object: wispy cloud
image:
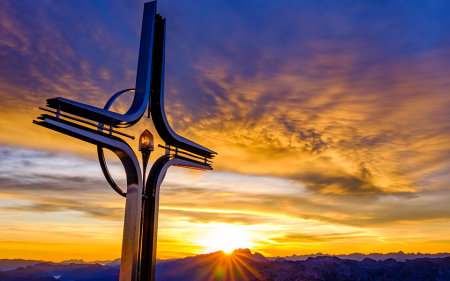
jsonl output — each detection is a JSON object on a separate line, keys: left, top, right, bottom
{"left": 1, "top": 146, "right": 450, "bottom": 259}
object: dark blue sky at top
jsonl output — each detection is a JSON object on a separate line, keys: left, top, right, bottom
{"left": 2, "top": 0, "right": 449, "bottom": 112}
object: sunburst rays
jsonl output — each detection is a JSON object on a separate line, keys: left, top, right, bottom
{"left": 158, "top": 249, "right": 267, "bottom": 281}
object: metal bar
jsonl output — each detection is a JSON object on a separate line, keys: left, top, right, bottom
{"left": 131, "top": 1, "right": 156, "bottom": 124}
{"left": 149, "top": 14, "right": 216, "bottom": 158}
{"left": 38, "top": 107, "right": 135, "bottom": 140}
{"left": 97, "top": 146, "right": 127, "bottom": 197}
{"left": 139, "top": 155, "right": 212, "bottom": 281}
{"left": 33, "top": 118, "right": 142, "bottom": 281}
{"left": 158, "top": 144, "right": 213, "bottom": 163}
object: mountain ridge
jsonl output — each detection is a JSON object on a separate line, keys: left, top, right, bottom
{"left": 1, "top": 249, "right": 449, "bottom": 281}
{"left": 2, "top": 249, "right": 450, "bottom": 271}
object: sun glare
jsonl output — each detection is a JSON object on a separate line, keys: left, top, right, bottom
{"left": 200, "top": 224, "right": 253, "bottom": 254}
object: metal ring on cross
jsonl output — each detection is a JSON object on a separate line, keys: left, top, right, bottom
{"left": 97, "top": 88, "right": 136, "bottom": 197}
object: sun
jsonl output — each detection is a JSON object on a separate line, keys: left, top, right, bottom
{"left": 200, "top": 223, "right": 253, "bottom": 254}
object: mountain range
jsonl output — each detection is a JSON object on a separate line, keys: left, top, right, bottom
{"left": 1, "top": 249, "right": 449, "bottom": 280}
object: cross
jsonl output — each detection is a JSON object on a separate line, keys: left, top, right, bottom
{"left": 33, "top": 1, "right": 217, "bottom": 281}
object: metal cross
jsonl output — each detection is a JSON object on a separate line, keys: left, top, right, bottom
{"left": 33, "top": 2, "right": 216, "bottom": 281}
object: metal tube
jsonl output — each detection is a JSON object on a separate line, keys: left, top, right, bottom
{"left": 158, "top": 144, "right": 213, "bottom": 163}
{"left": 139, "top": 155, "right": 212, "bottom": 281}
{"left": 38, "top": 107, "right": 135, "bottom": 139}
{"left": 33, "top": 118, "right": 143, "bottom": 281}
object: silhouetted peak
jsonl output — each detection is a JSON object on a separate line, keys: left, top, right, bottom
{"left": 180, "top": 250, "right": 227, "bottom": 262}
{"left": 306, "top": 256, "right": 341, "bottom": 263}
{"left": 252, "top": 252, "right": 267, "bottom": 261}
{"left": 207, "top": 250, "right": 228, "bottom": 258}
{"left": 60, "top": 259, "right": 86, "bottom": 264}
{"left": 232, "top": 248, "right": 252, "bottom": 256}
{"left": 5, "top": 265, "right": 55, "bottom": 280}
{"left": 107, "top": 258, "right": 121, "bottom": 266}
{"left": 231, "top": 248, "right": 267, "bottom": 262}
{"left": 383, "top": 258, "right": 397, "bottom": 263}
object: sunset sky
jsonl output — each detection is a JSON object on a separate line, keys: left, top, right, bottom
{"left": 0, "top": 0, "right": 449, "bottom": 262}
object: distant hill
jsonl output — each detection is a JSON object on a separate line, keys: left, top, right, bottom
{"left": 0, "top": 263, "right": 120, "bottom": 281}
{"left": 0, "top": 258, "right": 121, "bottom": 272}
{"left": 0, "top": 265, "right": 56, "bottom": 281}
{"left": 269, "top": 251, "right": 450, "bottom": 262}
{"left": 1, "top": 249, "right": 449, "bottom": 280}
{"left": 0, "top": 259, "right": 48, "bottom": 271}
